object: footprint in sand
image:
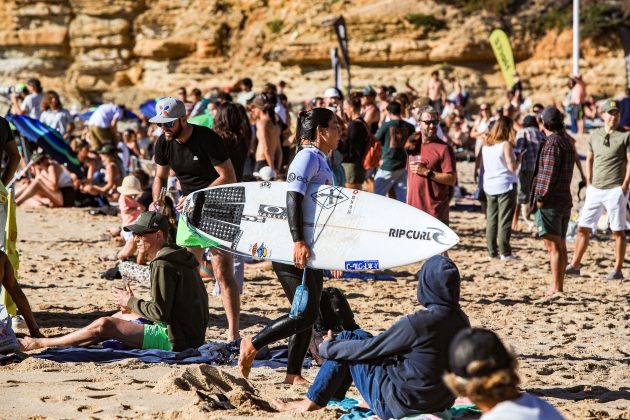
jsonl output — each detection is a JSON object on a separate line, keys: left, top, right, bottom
{"left": 76, "top": 405, "right": 103, "bottom": 413}
{"left": 41, "top": 395, "right": 71, "bottom": 403}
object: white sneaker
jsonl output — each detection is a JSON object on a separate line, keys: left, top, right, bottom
{"left": 11, "top": 315, "right": 27, "bottom": 330}
{"left": 500, "top": 254, "right": 520, "bottom": 261}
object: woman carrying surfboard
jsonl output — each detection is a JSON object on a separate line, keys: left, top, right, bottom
{"left": 239, "top": 107, "right": 341, "bottom": 385}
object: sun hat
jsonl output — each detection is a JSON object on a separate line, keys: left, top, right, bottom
{"left": 601, "top": 98, "right": 619, "bottom": 114}
{"left": 117, "top": 175, "right": 143, "bottom": 195}
{"left": 252, "top": 95, "right": 266, "bottom": 109}
{"left": 324, "top": 88, "right": 341, "bottom": 99}
{"left": 123, "top": 211, "right": 169, "bottom": 237}
{"left": 149, "top": 97, "right": 186, "bottom": 123}
{"left": 96, "top": 144, "right": 117, "bottom": 155}
{"left": 253, "top": 166, "right": 276, "bottom": 181}
{"left": 448, "top": 328, "right": 513, "bottom": 379}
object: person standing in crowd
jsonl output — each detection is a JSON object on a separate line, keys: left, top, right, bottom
{"left": 360, "top": 86, "right": 380, "bottom": 134}
{"left": 176, "top": 86, "right": 193, "bottom": 116}
{"left": 239, "top": 108, "right": 341, "bottom": 385}
{"left": 252, "top": 94, "right": 282, "bottom": 174}
{"left": 237, "top": 77, "right": 255, "bottom": 106}
{"left": 482, "top": 116, "right": 519, "bottom": 260}
{"left": 10, "top": 78, "right": 44, "bottom": 120}
{"left": 87, "top": 103, "right": 123, "bottom": 149}
{"left": 39, "top": 90, "right": 74, "bottom": 139}
{"left": 510, "top": 72, "right": 523, "bottom": 107}
{"left": 341, "top": 93, "right": 369, "bottom": 189}
{"left": 513, "top": 115, "right": 543, "bottom": 230}
{"left": 425, "top": 70, "right": 446, "bottom": 115}
{"left": 373, "top": 101, "right": 415, "bottom": 202}
{"left": 619, "top": 88, "right": 630, "bottom": 131}
{"left": 530, "top": 107, "right": 575, "bottom": 294}
{"left": 0, "top": 116, "right": 21, "bottom": 187}
{"left": 150, "top": 97, "right": 240, "bottom": 341}
{"left": 444, "top": 328, "right": 565, "bottom": 420}
{"left": 406, "top": 106, "right": 457, "bottom": 225}
{"left": 566, "top": 99, "right": 630, "bottom": 280}
{"left": 189, "top": 88, "right": 205, "bottom": 117}
{"left": 569, "top": 75, "right": 587, "bottom": 135}
{"left": 274, "top": 256, "right": 470, "bottom": 418}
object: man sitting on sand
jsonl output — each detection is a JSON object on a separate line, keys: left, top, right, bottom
{"left": 444, "top": 328, "right": 565, "bottom": 419}
{"left": 20, "top": 212, "right": 209, "bottom": 352}
{"left": 0, "top": 251, "right": 43, "bottom": 338}
{"left": 274, "top": 255, "right": 470, "bottom": 419}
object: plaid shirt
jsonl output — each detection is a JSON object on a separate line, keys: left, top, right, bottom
{"left": 529, "top": 133, "right": 575, "bottom": 214}
{"left": 514, "top": 127, "right": 544, "bottom": 172}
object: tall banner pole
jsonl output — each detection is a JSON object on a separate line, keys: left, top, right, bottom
{"left": 330, "top": 48, "right": 341, "bottom": 92}
{"left": 573, "top": 0, "right": 580, "bottom": 75}
{"left": 333, "top": 16, "right": 351, "bottom": 96}
{"left": 620, "top": 25, "right": 630, "bottom": 88}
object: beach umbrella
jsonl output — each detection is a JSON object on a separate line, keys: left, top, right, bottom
{"left": 188, "top": 113, "right": 213, "bottom": 129}
{"left": 139, "top": 99, "right": 157, "bottom": 119}
{"left": 5, "top": 114, "right": 82, "bottom": 178}
{"left": 78, "top": 107, "right": 140, "bottom": 121}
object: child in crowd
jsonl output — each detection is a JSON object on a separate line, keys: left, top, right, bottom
{"left": 116, "top": 175, "right": 146, "bottom": 263}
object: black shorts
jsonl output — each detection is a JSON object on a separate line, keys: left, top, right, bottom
{"left": 254, "top": 160, "right": 267, "bottom": 172}
{"left": 60, "top": 186, "right": 76, "bottom": 207}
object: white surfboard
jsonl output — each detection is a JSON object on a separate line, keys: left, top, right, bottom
{"left": 182, "top": 182, "right": 459, "bottom": 271}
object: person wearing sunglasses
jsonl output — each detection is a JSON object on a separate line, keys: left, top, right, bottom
{"left": 406, "top": 106, "right": 457, "bottom": 226}
{"left": 19, "top": 212, "right": 209, "bottom": 352}
{"left": 566, "top": 98, "right": 630, "bottom": 281}
{"left": 150, "top": 97, "right": 240, "bottom": 341}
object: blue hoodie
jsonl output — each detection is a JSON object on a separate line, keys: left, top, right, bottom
{"left": 319, "top": 256, "right": 470, "bottom": 418}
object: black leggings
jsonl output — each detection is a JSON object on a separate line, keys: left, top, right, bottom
{"left": 251, "top": 261, "right": 323, "bottom": 375}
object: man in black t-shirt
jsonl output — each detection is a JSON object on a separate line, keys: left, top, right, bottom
{"left": 0, "top": 116, "right": 21, "bottom": 186}
{"left": 151, "top": 97, "right": 240, "bottom": 341}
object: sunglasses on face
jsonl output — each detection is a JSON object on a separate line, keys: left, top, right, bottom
{"left": 604, "top": 133, "right": 610, "bottom": 147}
{"left": 132, "top": 230, "right": 157, "bottom": 238}
{"left": 156, "top": 119, "right": 177, "bottom": 128}
{"left": 421, "top": 119, "right": 439, "bottom": 126}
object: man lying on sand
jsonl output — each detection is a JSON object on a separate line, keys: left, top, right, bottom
{"left": 444, "top": 328, "right": 565, "bottom": 419}
{"left": 20, "top": 212, "right": 209, "bottom": 352}
{"left": 274, "top": 255, "right": 470, "bottom": 419}
{"left": 0, "top": 250, "right": 43, "bottom": 338}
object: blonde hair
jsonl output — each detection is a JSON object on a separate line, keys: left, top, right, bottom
{"left": 484, "top": 116, "right": 515, "bottom": 147}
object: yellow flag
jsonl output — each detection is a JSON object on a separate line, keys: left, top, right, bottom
{"left": 1, "top": 188, "right": 17, "bottom": 316}
{"left": 489, "top": 29, "right": 516, "bottom": 89}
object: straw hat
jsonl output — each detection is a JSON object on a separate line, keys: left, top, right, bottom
{"left": 117, "top": 175, "right": 143, "bottom": 195}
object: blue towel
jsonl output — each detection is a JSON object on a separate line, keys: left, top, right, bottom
{"left": 33, "top": 340, "right": 311, "bottom": 369}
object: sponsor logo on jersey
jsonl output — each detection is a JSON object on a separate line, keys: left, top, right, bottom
{"left": 258, "top": 204, "right": 287, "bottom": 219}
{"left": 345, "top": 260, "right": 379, "bottom": 270}
{"left": 287, "top": 173, "right": 308, "bottom": 183}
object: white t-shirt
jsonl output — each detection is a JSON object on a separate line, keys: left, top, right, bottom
{"left": 88, "top": 104, "right": 122, "bottom": 128}
{"left": 40, "top": 109, "right": 73, "bottom": 136}
{"left": 481, "top": 393, "right": 565, "bottom": 420}
{"left": 22, "top": 93, "right": 43, "bottom": 120}
{"left": 482, "top": 141, "right": 517, "bottom": 195}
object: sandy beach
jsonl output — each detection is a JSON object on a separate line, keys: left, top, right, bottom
{"left": 1, "top": 147, "right": 629, "bottom": 419}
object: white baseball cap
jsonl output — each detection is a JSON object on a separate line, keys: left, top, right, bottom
{"left": 324, "top": 87, "right": 341, "bottom": 98}
{"left": 149, "top": 97, "right": 186, "bottom": 123}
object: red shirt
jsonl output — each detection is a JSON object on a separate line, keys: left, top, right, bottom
{"left": 406, "top": 140, "right": 455, "bottom": 223}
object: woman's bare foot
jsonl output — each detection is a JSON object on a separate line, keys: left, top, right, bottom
{"left": 238, "top": 337, "right": 257, "bottom": 378}
{"left": 19, "top": 336, "right": 43, "bottom": 351}
{"left": 273, "top": 398, "right": 321, "bottom": 412}
{"left": 283, "top": 374, "right": 310, "bottom": 385}
{"left": 546, "top": 287, "right": 564, "bottom": 296}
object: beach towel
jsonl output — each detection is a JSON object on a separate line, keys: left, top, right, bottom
{"left": 32, "top": 340, "right": 312, "bottom": 370}
{"left": 328, "top": 397, "right": 480, "bottom": 420}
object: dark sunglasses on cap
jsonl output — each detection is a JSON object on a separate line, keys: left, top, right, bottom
{"left": 156, "top": 119, "right": 178, "bottom": 128}
{"left": 421, "top": 119, "right": 439, "bottom": 126}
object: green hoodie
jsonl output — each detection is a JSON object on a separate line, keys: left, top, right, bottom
{"left": 128, "top": 244, "right": 209, "bottom": 351}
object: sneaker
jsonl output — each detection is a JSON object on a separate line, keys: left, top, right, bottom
{"left": 565, "top": 264, "right": 581, "bottom": 276}
{"left": 606, "top": 270, "right": 624, "bottom": 280}
{"left": 11, "top": 315, "right": 27, "bottom": 330}
{"left": 500, "top": 254, "right": 520, "bottom": 261}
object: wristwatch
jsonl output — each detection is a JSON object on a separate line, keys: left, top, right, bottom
{"left": 427, "top": 170, "right": 435, "bottom": 179}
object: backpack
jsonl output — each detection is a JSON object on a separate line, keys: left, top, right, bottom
{"left": 360, "top": 120, "right": 382, "bottom": 170}
{"left": 309, "top": 287, "right": 360, "bottom": 365}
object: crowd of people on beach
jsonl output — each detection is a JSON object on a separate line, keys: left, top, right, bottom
{"left": 2, "top": 70, "right": 630, "bottom": 419}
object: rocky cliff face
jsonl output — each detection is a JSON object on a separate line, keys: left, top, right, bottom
{"left": 0, "top": 0, "right": 626, "bottom": 110}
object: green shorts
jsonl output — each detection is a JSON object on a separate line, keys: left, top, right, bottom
{"left": 142, "top": 322, "right": 172, "bottom": 351}
{"left": 176, "top": 215, "right": 219, "bottom": 248}
{"left": 535, "top": 207, "right": 570, "bottom": 238}
{"left": 341, "top": 163, "right": 366, "bottom": 185}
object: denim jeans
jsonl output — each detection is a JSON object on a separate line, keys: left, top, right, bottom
{"left": 374, "top": 167, "right": 407, "bottom": 202}
{"left": 306, "top": 330, "right": 394, "bottom": 420}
